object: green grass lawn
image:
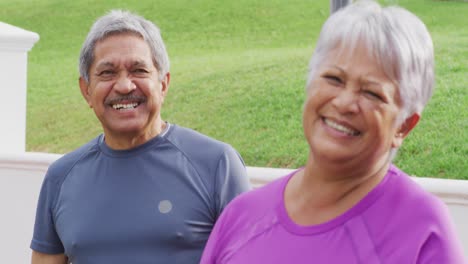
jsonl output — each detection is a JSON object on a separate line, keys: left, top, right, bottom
{"left": 0, "top": 0, "right": 466, "bottom": 179}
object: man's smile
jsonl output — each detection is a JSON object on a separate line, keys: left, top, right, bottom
{"left": 112, "top": 102, "right": 139, "bottom": 110}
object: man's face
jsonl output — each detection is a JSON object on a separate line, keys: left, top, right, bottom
{"left": 80, "top": 33, "right": 169, "bottom": 148}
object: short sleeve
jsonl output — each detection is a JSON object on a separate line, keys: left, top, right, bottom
{"left": 417, "top": 201, "right": 466, "bottom": 263}
{"left": 30, "top": 171, "right": 65, "bottom": 254}
{"left": 213, "top": 145, "right": 251, "bottom": 217}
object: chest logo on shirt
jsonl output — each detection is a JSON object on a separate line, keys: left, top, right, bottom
{"left": 158, "top": 200, "right": 173, "bottom": 214}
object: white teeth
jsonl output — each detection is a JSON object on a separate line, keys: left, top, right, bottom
{"left": 112, "top": 103, "right": 138, "bottom": 110}
{"left": 324, "top": 118, "right": 359, "bottom": 136}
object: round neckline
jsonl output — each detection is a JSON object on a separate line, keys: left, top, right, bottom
{"left": 98, "top": 123, "right": 172, "bottom": 158}
{"left": 277, "top": 165, "right": 395, "bottom": 235}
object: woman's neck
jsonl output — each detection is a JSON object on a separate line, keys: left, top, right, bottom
{"left": 284, "top": 156, "right": 389, "bottom": 226}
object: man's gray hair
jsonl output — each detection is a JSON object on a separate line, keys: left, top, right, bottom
{"left": 306, "top": 0, "right": 434, "bottom": 124}
{"left": 79, "top": 10, "right": 170, "bottom": 82}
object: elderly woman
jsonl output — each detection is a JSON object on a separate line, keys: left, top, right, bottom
{"left": 200, "top": 1, "right": 466, "bottom": 263}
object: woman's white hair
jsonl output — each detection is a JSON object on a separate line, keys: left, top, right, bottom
{"left": 306, "top": 0, "right": 434, "bottom": 124}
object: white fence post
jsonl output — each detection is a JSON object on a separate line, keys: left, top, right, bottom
{"left": 0, "top": 22, "right": 39, "bottom": 153}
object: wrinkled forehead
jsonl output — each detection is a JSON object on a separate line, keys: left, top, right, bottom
{"left": 320, "top": 29, "right": 400, "bottom": 84}
{"left": 95, "top": 31, "right": 144, "bottom": 49}
{"left": 94, "top": 31, "right": 157, "bottom": 65}
{"left": 324, "top": 37, "right": 403, "bottom": 103}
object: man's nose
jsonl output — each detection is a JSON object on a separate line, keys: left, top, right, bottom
{"left": 114, "top": 73, "right": 136, "bottom": 94}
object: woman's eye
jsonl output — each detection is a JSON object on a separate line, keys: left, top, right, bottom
{"left": 324, "top": 75, "right": 342, "bottom": 84}
{"left": 364, "top": 90, "right": 384, "bottom": 101}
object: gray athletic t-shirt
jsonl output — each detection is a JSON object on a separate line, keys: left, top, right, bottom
{"left": 30, "top": 124, "right": 250, "bottom": 263}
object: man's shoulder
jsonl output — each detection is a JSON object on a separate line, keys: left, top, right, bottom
{"left": 166, "top": 124, "right": 234, "bottom": 157}
{"left": 46, "top": 136, "right": 101, "bottom": 180}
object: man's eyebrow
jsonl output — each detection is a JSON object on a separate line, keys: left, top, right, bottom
{"left": 95, "top": 61, "right": 115, "bottom": 70}
{"left": 131, "top": 60, "right": 150, "bottom": 67}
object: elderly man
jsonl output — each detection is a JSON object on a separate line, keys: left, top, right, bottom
{"left": 30, "top": 10, "right": 250, "bottom": 264}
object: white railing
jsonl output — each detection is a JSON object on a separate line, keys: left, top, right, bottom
{"left": 0, "top": 152, "right": 467, "bottom": 262}
{"left": 0, "top": 22, "right": 39, "bottom": 153}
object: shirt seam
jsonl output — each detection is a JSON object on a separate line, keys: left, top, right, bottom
{"left": 222, "top": 221, "right": 281, "bottom": 263}
{"left": 163, "top": 126, "right": 227, "bottom": 218}
{"left": 51, "top": 143, "right": 100, "bottom": 218}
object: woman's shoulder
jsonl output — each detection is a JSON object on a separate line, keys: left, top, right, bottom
{"left": 207, "top": 173, "right": 294, "bottom": 257}
{"left": 387, "top": 165, "right": 447, "bottom": 214}
{"left": 225, "top": 173, "right": 292, "bottom": 216}
{"left": 215, "top": 172, "right": 296, "bottom": 233}
{"left": 366, "top": 165, "right": 465, "bottom": 261}
{"left": 369, "top": 165, "right": 453, "bottom": 233}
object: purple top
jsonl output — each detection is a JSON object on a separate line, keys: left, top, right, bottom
{"left": 201, "top": 165, "right": 466, "bottom": 263}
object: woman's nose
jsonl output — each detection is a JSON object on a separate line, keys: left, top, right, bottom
{"left": 331, "top": 88, "right": 359, "bottom": 114}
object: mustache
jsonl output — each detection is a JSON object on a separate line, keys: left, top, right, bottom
{"left": 104, "top": 95, "right": 147, "bottom": 105}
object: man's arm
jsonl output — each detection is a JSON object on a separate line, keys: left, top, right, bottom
{"left": 214, "top": 145, "right": 251, "bottom": 214}
{"left": 31, "top": 250, "right": 67, "bottom": 264}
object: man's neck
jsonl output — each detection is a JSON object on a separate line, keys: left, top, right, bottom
{"left": 104, "top": 120, "right": 167, "bottom": 150}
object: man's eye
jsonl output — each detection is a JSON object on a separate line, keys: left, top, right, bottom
{"left": 133, "top": 69, "right": 149, "bottom": 74}
{"left": 99, "top": 70, "right": 114, "bottom": 76}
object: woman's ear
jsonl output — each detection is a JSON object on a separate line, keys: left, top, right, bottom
{"left": 392, "top": 113, "right": 420, "bottom": 148}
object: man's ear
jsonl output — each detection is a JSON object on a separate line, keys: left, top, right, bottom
{"left": 160, "top": 72, "right": 170, "bottom": 102}
{"left": 79, "top": 77, "right": 93, "bottom": 108}
{"left": 392, "top": 113, "right": 420, "bottom": 148}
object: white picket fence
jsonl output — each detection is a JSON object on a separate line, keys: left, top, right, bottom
{"left": 0, "top": 152, "right": 467, "bottom": 262}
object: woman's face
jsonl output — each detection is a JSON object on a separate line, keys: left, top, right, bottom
{"left": 303, "top": 44, "right": 405, "bottom": 168}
